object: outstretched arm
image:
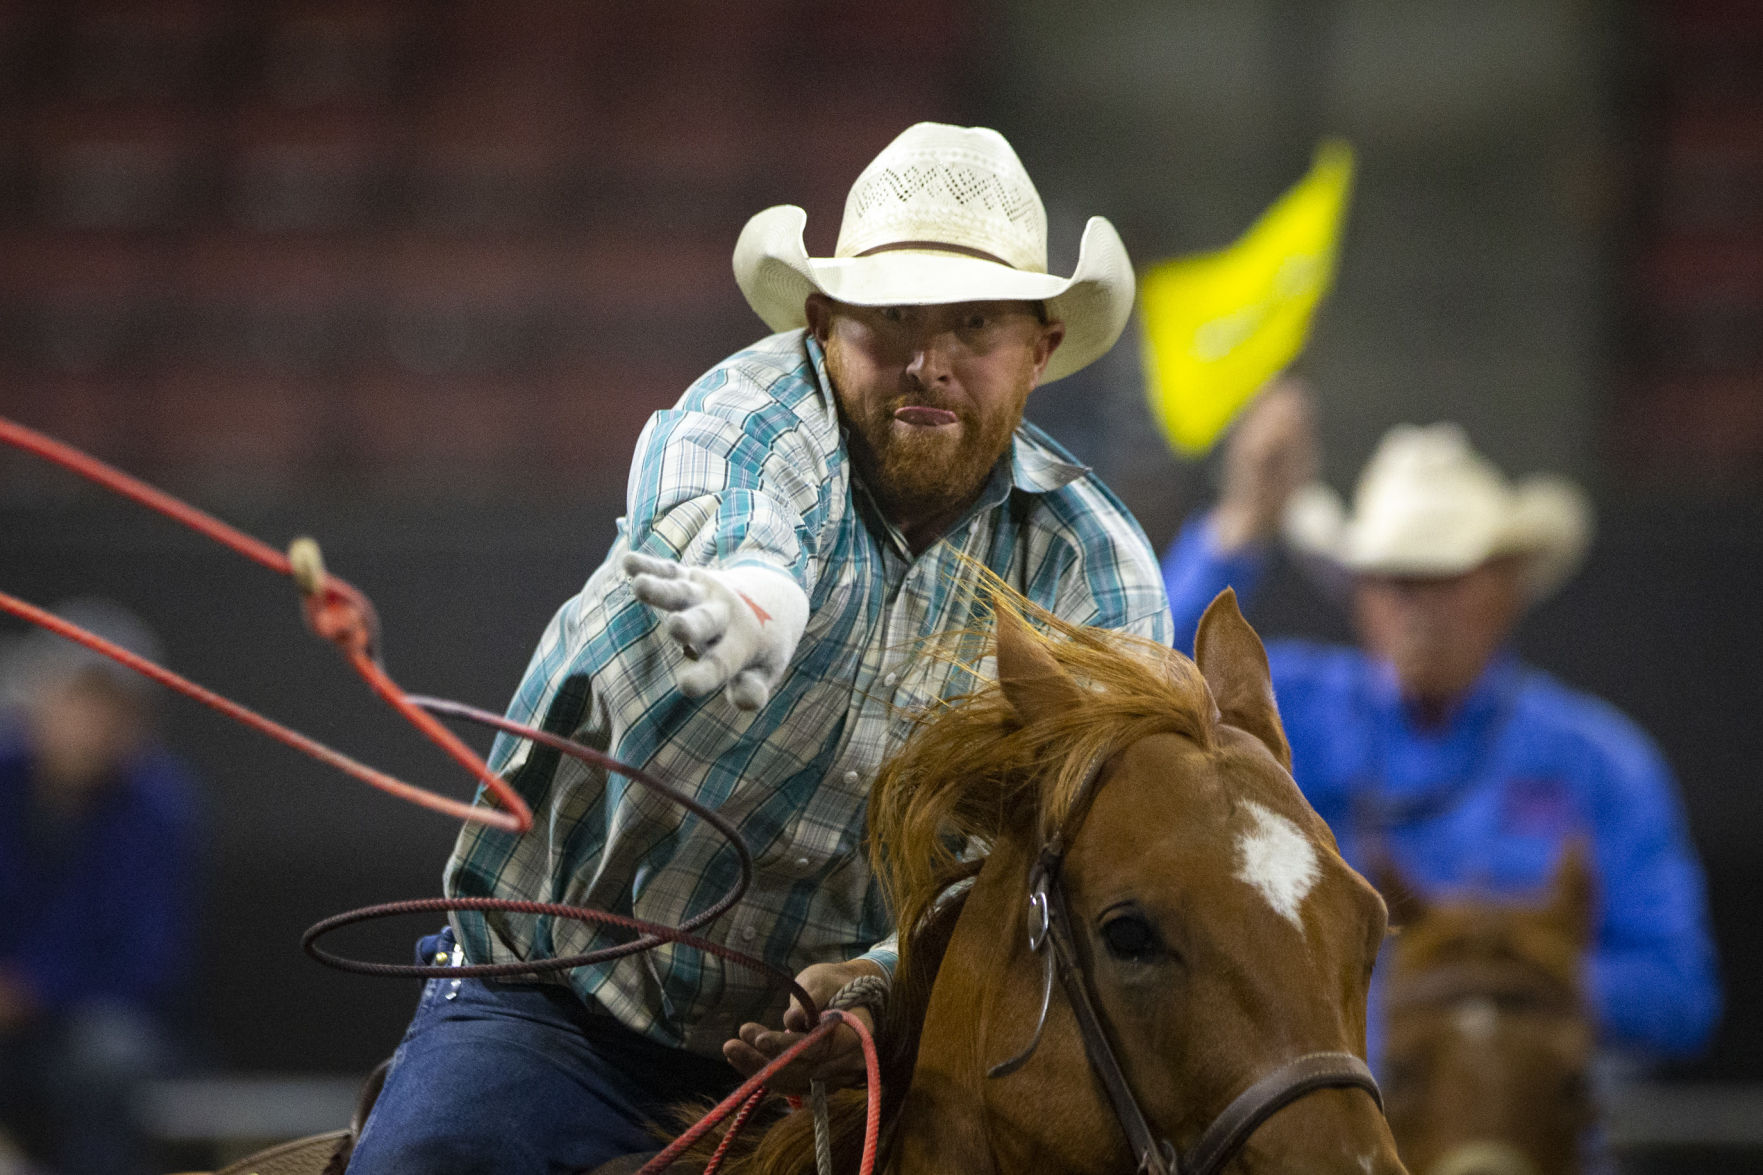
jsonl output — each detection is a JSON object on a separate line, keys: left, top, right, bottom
{"left": 1163, "top": 378, "right": 1316, "bottom": 652}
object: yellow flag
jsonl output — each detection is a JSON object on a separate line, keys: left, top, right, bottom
{"left": 1139, "top": 139, "right": 1354, "bottom": 455}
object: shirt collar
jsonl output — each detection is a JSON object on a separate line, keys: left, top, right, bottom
{"left": 1009, "top": 427, "right": 1090, "bottom": 494}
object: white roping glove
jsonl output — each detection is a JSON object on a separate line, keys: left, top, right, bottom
{"left": 622, "top": 553, "right": 809, "bottom": 711}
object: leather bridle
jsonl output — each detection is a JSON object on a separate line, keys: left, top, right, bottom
{"left": 985, "top": 757, "right": 1386, "bottom": 1175}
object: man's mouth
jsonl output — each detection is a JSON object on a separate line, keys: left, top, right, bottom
{"left": 893, "top": 405, "right": 959, "bottom": 427}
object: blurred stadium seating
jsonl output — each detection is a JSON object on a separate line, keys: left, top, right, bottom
{"left": 1615, "top": 0, "right": 1763, "bottom": 483}
{"left": 0, "top": 0, "right": 977, "bottom": 501}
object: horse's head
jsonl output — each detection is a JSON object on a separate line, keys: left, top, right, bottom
{"left": 874, "top": 588, "right": 1404, "bottom": 1175}
{"left": 1376, "top": 847, "right": 1597, "bottom": 1175}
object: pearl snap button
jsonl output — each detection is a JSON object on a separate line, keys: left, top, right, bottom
{"left": 883, "top": 672, "right": 898, "bottom": 687}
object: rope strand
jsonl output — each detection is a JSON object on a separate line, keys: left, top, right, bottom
{"left": 0, "top": 413, "right": 530, "bottom": 833}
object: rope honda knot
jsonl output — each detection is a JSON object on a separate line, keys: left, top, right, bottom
{"left": 289, "top": 536, "right": 378, "bottom": 660}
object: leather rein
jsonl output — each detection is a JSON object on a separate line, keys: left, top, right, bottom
{"left": 985, "top": 757, "right": 1385, "bottom": 1175}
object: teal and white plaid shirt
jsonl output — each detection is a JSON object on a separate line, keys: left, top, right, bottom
{"left": 445, "top": 329, "right": 1172, "bottom": 1056}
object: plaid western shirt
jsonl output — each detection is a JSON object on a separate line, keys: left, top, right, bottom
{"left": 445, "top": 329, "right": 1172, "bottom": 1056}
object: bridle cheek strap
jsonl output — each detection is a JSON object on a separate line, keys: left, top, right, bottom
{"left": 1039, "top": 870, "right": 1178, "bottom": 1175}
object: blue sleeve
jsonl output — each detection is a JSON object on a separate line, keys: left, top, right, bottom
{"left": 1580, "top": 721, "right": 1721, "bottom": 1057}
{"left": 1160, "top": 513, "right": 1274, "bottom": 656}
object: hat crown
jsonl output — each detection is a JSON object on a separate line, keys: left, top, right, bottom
{"left": 1356, "top": 423, "right": 1508, "bottom": 516}
{"left": 1346, "top": 424, "right": 1509, "bottom": 568}
{"left": 834, "top": 122, "right": 1049, "bottom": 273}
{"left": 2, "top": 595, "right": 163, "bottom": 706}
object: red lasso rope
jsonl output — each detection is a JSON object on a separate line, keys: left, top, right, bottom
{"left": 0, "top": 412, "right": 818, "bottom": 1011}
{"left": 637, "top": 1010, "right": 882, "bottom": 1175}
{"left": 1, "top": 414, "right": 885, "bottom": 1169}
{"left": 0, "top": 414, "right": 530, "bottom": 834}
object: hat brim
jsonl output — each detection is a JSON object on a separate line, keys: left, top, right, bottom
{"left": 732, "top": 204, "right": 1135, "bottom": 384}
{"left": 1281, "top": 477, "right": 1592, "bottom": 603}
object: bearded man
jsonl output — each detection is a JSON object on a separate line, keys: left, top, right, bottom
{"left": 347, "top": 123, "right": 1172, "bottom": 1173}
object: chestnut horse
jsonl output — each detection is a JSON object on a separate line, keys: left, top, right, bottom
{"left": 1377, "top": 848, "right": 1596, "bottom": 1175}
{"left": 637, "top": 588, "right": 1402, "bottom": 1175}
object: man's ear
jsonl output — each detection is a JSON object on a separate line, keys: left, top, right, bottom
{"left": 1031, "top": 320, "right": 1065, "bottom": 385}
{"left": 805, "top": 293, "right": 834, "bottom": 344}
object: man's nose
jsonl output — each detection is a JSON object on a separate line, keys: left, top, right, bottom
{"left": 905, "top": 331, "right": 955, "bottom": 384}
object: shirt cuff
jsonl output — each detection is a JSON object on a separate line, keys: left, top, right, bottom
{"left": 856, "top": 935, "right": 899, "bottom": 982}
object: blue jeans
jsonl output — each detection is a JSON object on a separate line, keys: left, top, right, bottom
{"left": 346, "top": 928, "right": 741, "bottom": 1175}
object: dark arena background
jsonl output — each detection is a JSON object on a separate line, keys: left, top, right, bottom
{"left": 0, "top": 2, "right": 1759, "bottom": 1171}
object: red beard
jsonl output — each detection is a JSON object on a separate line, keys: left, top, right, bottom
{"left": 832, "top": 380, "right": 1022, "bottom": 526}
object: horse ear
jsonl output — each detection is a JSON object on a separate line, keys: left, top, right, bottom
{"left": 1193, "top": 588, "right": 1292, "bottom": 771}
{"left": 995, "top": 605, "right": 1085, "bottom": 728}
{"left": 1368, "top": 854, "right": 1429, "bottom": 927}
{"left": 1544, "top": 838, "right": 1596, "bottom": 947}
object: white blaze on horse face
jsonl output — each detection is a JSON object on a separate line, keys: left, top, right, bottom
{"left": 1454, "top": 998, "right": 1499, "bottom": 1042}
{"left": 1234, "top": 800, "right": 1321, "bottom": 933}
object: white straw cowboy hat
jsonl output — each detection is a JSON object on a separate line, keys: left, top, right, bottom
{"left": 733, "top": 121, "right": 1135, "bottom": 384}
{"left": 1281, "top": 423, "right": 1593, "bottom": 602}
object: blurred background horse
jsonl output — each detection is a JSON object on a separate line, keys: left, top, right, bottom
{"left": 1378, "top": 848, "right": 1597, "bottom": 1175}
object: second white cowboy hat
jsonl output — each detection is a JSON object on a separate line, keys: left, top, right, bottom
{"left": 732, "top": 122, "right": 1135, "bottom": 385}
{"left": 1281, "top": 423, "right": 1593, "bottom": 601}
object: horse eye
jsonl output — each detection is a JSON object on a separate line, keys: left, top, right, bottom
{"left": 1100, "top": 914, "right": 1161, "bottom": 961}
{"left": 965, "top": 314, "right": 987, "bottom": 330}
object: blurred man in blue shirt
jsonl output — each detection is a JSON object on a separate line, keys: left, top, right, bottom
{"left": 1161, "top": 382, "right": 1719, "bottom": 1064}
{"left": 0, "top": 598, "right": 204, "bottom": 1175}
